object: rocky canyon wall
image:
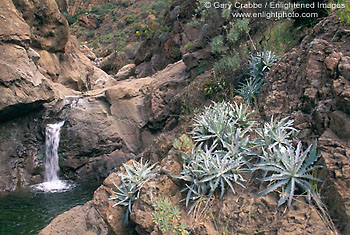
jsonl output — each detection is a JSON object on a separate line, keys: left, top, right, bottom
{"left": 0, "top": 0, "right": 189, "bottom": 191}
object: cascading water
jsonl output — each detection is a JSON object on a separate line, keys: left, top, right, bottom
{"left": 45, "top": 121, "right": 64, "bottom": 182}
{"left": 32, "top": 121, "right": 74, "bottom": 192}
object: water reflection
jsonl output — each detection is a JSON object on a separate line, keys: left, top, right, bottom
{"left": 0, "top": 182, "right": 99, "bottom": 235}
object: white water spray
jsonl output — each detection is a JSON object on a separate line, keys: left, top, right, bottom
{"left": 45, "top": 121, "right": 64, "bottom": 182}
{"left": 32, "top": 121, "right": 74, "bottom": 192}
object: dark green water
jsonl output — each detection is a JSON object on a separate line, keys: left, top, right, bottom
{"left": 0, "top": 182, "right": 100, "bottom": 235}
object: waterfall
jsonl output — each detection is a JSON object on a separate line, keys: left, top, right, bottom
{"left": 45, "top": 121, "right": 64, "bottom": 182}
{"left": 32, "top": 121, "right": 74, "bottom": 193}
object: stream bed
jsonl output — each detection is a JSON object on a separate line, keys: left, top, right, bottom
{"left": 0, "top": 182, "right": 100, "bottom": 235}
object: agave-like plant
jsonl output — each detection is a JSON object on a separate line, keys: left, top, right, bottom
{"left": 109, "top": 159, "right": 157, "bottom": 222}
{"left": 256, "top": 116, "right": 299, "bottom": 155}
{"left": 249, "top": 50, "right": 279, "bottom": 80}
{"left": 191, "top": 101, "right": 255, "bottom": 148}
{"left": 178, "top": 144, "right": 249, "bottom": 214}
{"left": 237, "top": 50, "right": 279, "bottom": 105}
{"left": 255, "top": 141, "right": 322, "bottom": 207}
{"left": 235, "top": 77, "right": 264, "bottom": 105}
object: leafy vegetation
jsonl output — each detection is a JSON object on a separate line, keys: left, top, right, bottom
{"left": 178, "top": 145, "right": 249, "bottom": 214}
{"left": 263, "top": 20, "right": 304, "bottom": 54}
{"left": 109, "top": 159, "right": 157, "bottom": 223}
{"left": 255, "top": 141, "right": 322, "bottom": 207}
{"left": 213, "top": 54, "right": 241, "bottom": 75}
{"left": 210, "top": 35, "right": 228, "bottom": 54}
{"left": 337, "top": 0, "right": 350, "bottom": 25}
{"left": 235, "top": 77, "right": 264, "bottom": 105}
{"left": 175, "top": 101, "right": 254, "bottom": 213}
{"left": 174, "top": 101, "right": 323, "bottom": 214}
{"left": 236, "top": 50, "right": 279, "bottom": 105}
{"left": 152, "top": 197, "right": 189, "bottom": 235}
{"left": 151, "top": 0, "right": 173, "bottom": 16}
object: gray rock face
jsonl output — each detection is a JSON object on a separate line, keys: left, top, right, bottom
{"left": 0, "top": 112, "right": 46, "bottom": 191}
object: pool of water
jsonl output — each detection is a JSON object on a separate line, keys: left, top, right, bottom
{"left": 0, "top": 182, "right": 100, "bottom": 235}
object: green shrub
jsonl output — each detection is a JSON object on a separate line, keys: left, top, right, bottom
{"left": 125, "top": 15, "right": 136, "bottom": 25}
{"left": 264, "top": 20, "right": 302, "bottom": 54}
{"left": 92, "top": 40, "right": 99, "bottom": 49}
{"left": 249, "top": 50, "right": 279, "bottom": 80}
{"left": 203, "top": 78, "right": 225, "bottom": 97}
{"left": 116, "top": 0, "right": 131, "bottom": 8}
{"left": 101, "top": 32, "right": 116, "bottom": 44}
{"left": 152, "top": 0, "right": 172, "bottom": 16}
{"left": 184, "top": 42, "right": 193, "bottom": 53}
{"left": 210, "top": 35, "right": 228, "bottom": 54}
{"left": 191, "top": 101, "right": 254, "bottom": 147}
{"left": 236, "top": 77, "right": 264, "bottom": 105}
{"left": 152, "top": 197, "right": 189, "bottom": 235}
{"left": 235, "top": 19, "right": 250, "bottom": 33}
{"left": 86, "top": 30, "right": 95, "bottom": 40}
{"left": 176, "top": 101, "right": 255, "bottom": 213}
{"left": 337, "top": 0, "right": 350, "bottom": 24}
{"left": 255, "top": 116, "right": 299, "bottom": 153}
{"left": 214, "top": 54, "right": 241, "bottom": 74}
{"left": 178, "top": 145, "right": 249, "bottom": 214}
{"left": 227, "top": 27, "right": 240, "bottom": 44}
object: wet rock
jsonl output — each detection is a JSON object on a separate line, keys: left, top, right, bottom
{"left": 0, "top": 113, "right": 46, "bottom": 191}
{"left": 39, "top": 201, "right": 110, "bottom": 235}
{"left": 39, "top": 161, "right": 137, "bottom": 234}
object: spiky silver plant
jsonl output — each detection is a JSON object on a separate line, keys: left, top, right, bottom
{"left": 235, "top": 77, "right": 264, "bottom": 105}
{"left": 178, "top": 144, "right": 248, "bottom": 214}
{"left": 109, "top": 159, "right": 157, "bottom": 222}
{"left": 256, "top": 116, "right": 299, "bottom": 154}
{"left": 255, "top": 141, "right": 322, "bottom": 207}
{"left": 249, "top": 50, "right": 279, "bottom": 80}
{"left": 191, "top": 101, "right": 255, "bottom": 148}
{"left": 236, "top": 50, "right": 279, "bottom": 105}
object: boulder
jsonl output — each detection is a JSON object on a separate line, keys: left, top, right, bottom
{"left": 0, "top": 43, "right": 55, "bottom": 122}
{"left": 80, "top": 45, "right": 97, "bottom": 61}
{"left": 39, "top": 201, "right": 110, "bottom": 235}
{"left": 114, "top": 64, "right": 136, "bottom": 80}
{"left": 98, "top": 51, "right": 130, "bottom": 74}
{"left": 39, "top": 161, "right": 138, "bottom": 235}
{"left": 38, "top": 36, "right": 116, "bottom": 91}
